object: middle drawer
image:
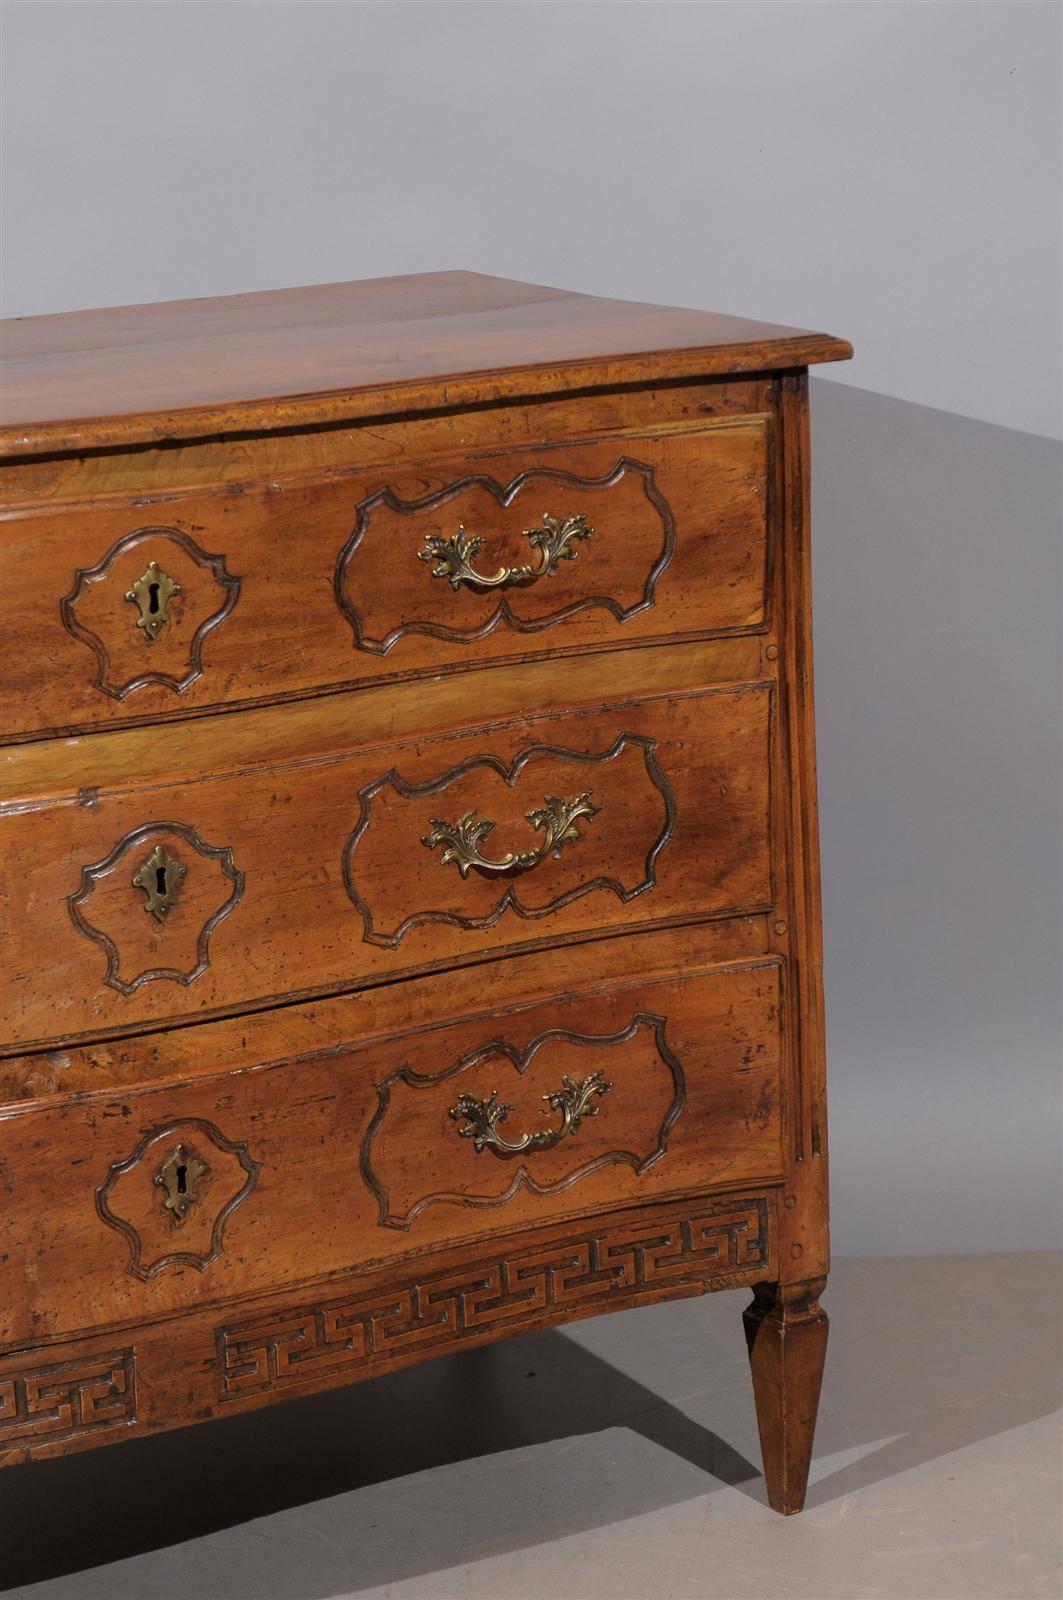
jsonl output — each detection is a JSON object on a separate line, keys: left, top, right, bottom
{"left": 0, "top": 675, "right": 773, "bottom": 1051}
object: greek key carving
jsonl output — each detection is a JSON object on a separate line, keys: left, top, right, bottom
{"left": 0, "top": 1349, "right": 136, "bottom": 1457}
{"left": 216, "top": 1197, "right": 769, "bottom": 1400}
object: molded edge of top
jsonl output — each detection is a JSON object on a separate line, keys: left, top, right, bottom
{"left": 0, "top": 271, "right": 853, "bottom": 459}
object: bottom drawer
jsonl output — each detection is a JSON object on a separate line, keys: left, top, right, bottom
{"left": 0, "top": 929, "right": 786, "bottom": 1344}
{"left": 0, "top": 1187, "right": 780, "bottom": 1465}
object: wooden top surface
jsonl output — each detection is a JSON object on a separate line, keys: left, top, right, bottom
{"left": 0, "top": 270, "right": 851, "bottom": 457}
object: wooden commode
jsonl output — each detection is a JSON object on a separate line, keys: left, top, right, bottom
{"left": 0, "top": 272, "right": 851, "bottom": 1515}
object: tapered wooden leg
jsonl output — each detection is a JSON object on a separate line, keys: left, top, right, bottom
{"left": 743, "top": 1277, "right": 828, "bottom": 1514}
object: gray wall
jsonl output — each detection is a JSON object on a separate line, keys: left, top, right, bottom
{"left": 3, "top": 1, "right": 1060, "bottom": 1254}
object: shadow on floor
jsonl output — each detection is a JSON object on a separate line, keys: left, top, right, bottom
{"left": 3, "top": 382, "right": 1061, "bottom": 1598}
{"left": 1, "top": 1320, "right": 760, "bottom": 1593}
{"left": 2, "top": 1253, "right": 1060, "bottom": 1598}
{"left": 804, "top": 1253, "right": 1063, "bottom": 1512}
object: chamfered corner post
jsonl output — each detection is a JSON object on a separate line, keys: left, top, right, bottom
{"left": 743, "top": 1276, "right": 829, "bottom": 1514}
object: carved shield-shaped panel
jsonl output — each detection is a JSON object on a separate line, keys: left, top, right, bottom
{"left": 96, "top": 1118, "right": 260, "bottom": 1281}
{"left": 68, "top": 822, "right": 244, "bottom": 996}
{"left": 343, "top": 733, "right": 676, "bottom": 948}
{"left": 61, "top": 526, "right": 240, "bottom": 699}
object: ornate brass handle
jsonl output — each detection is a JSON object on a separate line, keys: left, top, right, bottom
{"left": 422, "top": 791, "right": 599, "bottom": 879}
{"left": 418, "top": 512, "right": 592, "bottom": 591}
{"left": 450, "top": 1071, "right": 612, "bottom": 1157}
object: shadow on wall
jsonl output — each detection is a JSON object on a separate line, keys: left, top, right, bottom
{"left": 810, "top": 380, "right": 1063, "bottom": 1255}
{"left": 0, "top": 389, "right": 1061, "bottom": 1600}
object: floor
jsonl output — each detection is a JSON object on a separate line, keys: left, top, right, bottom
{"left": 1, "top": 1253, "right": 1060, "bottom": 1600}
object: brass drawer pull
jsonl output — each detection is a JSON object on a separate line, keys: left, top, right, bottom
{"left": 418, "top": 512, "right": 592, "bottom": 591}
{"left": 450, "top": 1071, "right": 612, "bottom": 1157}
{"left": 422, "top": 791, "right": 599, "bottom": 879}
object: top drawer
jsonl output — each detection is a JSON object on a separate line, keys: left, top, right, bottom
{"left": 0, "top": 419, "right": 770, "bottom": 740}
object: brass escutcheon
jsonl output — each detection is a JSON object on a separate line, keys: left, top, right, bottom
{"left": 450, "top": 1071, "right": 613, "bottom": 1157}
{"left": 154, "top": 1142, "right": 209, "bottom": 1224}
{"left": 422, "top": 791, "right": 599, "bottom": 879}
{"left": 132, "top": 843, "right": 185, "bottom": 922}
{"left": 125, "top": 560, "right": 181, "bottom": 641}
{"left": 418, "top": 512, "right": 592, "bottom": 591}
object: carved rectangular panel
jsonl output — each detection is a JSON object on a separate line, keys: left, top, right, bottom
{"left": 0, "top": 1349, "right": 135, "bottom": 1457}
{"left": 363, "top": 1012, "right": 687, "bottom": 1229}
{"left": 216, "top": 1195, "right": 770, "bottom": 1400}
{"left": 1, "top": 419, "right": 769, "bottom": 741}
{"left": 1, "top": 682, "right": 773, "bottom": 1053}
{"left": 344, "top": 731, "right": 676, "bottom": 949}
{"left": 0, "top": 1189, "right": 778, "bottom": 1466}
{"left": 0, "top": 958, "right": 783, "bottom": 1344}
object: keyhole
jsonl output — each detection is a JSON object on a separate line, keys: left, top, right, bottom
{"left": 155, "top": 864, "right": 169, "bottom": 898}
{"left": 175, "top": 1162, "right": 187, "bottom": 1195}
{"left": 148, "top": 581, "right": 161, "bottom": 615}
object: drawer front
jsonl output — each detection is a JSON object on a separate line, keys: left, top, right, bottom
{"left": 1, "top": 420, "right": 770, "bottom": 739}
{"left": 0, "top": 957, "right": 784, "bottom": 1342}
{"left": 1, "top": 1187, "right": 780, "bottom": 1464}
{"left": 0, "top": 682, "right": 773, "bottom": 1051}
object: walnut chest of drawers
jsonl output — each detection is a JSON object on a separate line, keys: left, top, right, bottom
{"left": 0, "top": 272, "right": 851, "bottom": 1515}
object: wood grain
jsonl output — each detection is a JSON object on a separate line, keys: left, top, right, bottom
{"left": 0, "top": 377, "right": 768, "bottom": 507}
{"left": 1, "top": 420, "right": 769, "bottom": 741}
{"left": 0, "top": 1189, "right": 779, "bottom": 1465}
{"left": 744, "top": 1278, "right": 829, "bottom": 1514}
{"left": 1, "top": 634, "right": 765, "bottom": 800}
{"left": 0, "top": 681, "right": 773, "bottom": 1052}
{"left": 1, "top": 270, "right": 852, "bottom": 456}
{"left": 0, "top": 276, "right": 846, "bottom": 1507}
{"left": 769, "top": 374, "right": 830, "bottom": 1279}
{"left": 0, "top": 919, "right": 767, "bottom": 1107}
{"left": 0, "top": 958, "right": 784, "bottom": 1343}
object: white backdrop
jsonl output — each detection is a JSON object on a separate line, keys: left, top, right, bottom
{"left": 3, "top": 1, "right": 1060, "bottom": 438}
{"left": 3, "top": 0, "right": 1061, "bottom": 1252}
